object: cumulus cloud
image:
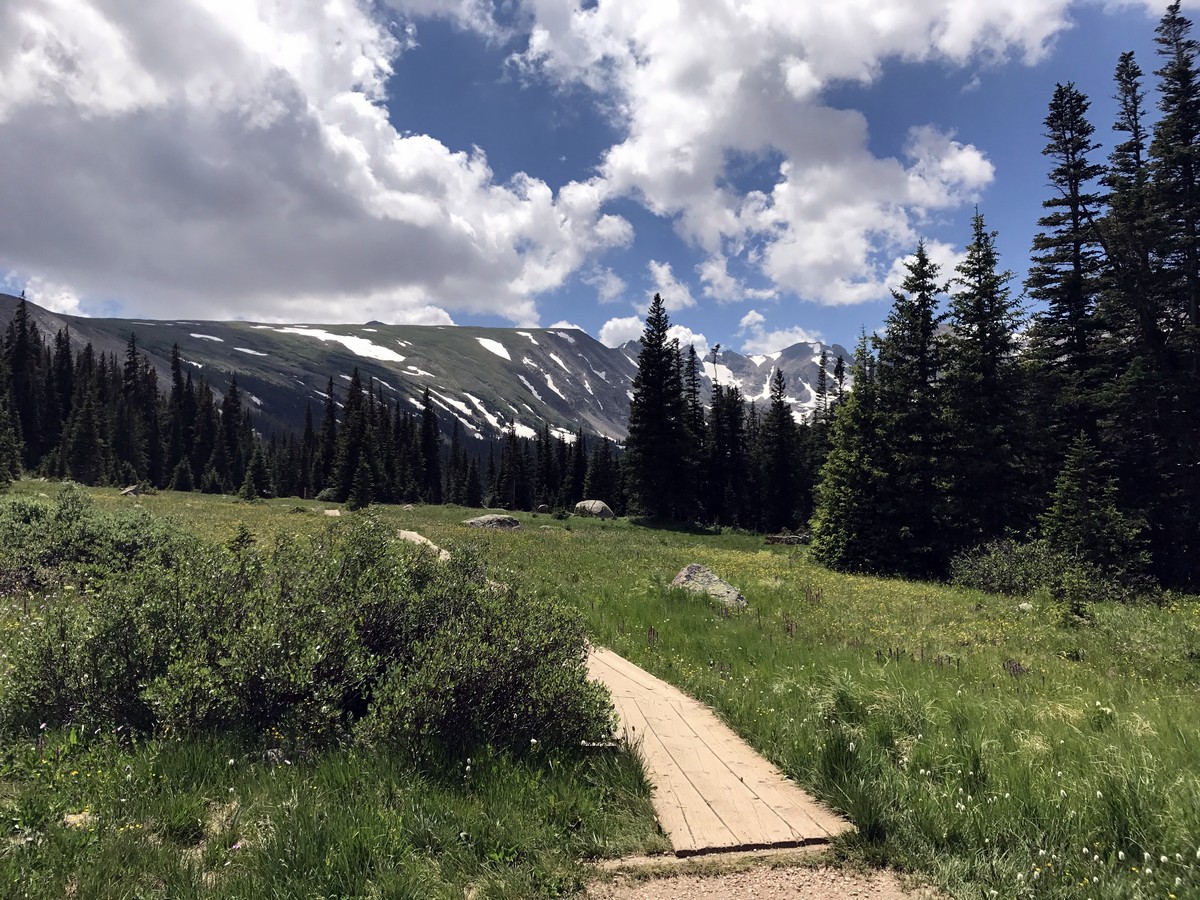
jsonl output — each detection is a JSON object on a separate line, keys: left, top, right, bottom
{"left": 510, "top": 0, "right": 1066, "bottom": 305}
{"left": 548, "top": 319, "right": 584, "bottom": 330}
{"left": 738, "top": 308, "right": 823, "bottom": 355}
{"left": 599, "top": 315, "right": 643, "bottom": 347}
{"left": 0, "top": 0, "right": 629, "bottom": 324}
{"left": 645, "top": 260, "right": 696, "bottom": 312}
{"left": 666, "top": 324, "right": 710, "bottom": 361}
{"left": 584, "top": 266, "right": 627, "bottom": 303}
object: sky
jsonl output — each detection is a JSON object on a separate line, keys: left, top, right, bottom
{"left": 0, "top": 0, "right": 1188, "bottom": 355}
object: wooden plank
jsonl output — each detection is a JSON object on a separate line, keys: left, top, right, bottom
{"left": 588, "top": 647, "right": 854, "bottom": 856}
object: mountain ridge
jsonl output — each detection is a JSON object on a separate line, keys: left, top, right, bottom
{"left": 0, "top": 293, "right": 851, "bottom": 442}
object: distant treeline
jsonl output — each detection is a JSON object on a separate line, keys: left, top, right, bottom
{"left": 0, "top": 297, "right": 624, "bottom": 511}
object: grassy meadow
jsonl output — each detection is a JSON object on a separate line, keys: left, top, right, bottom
{"left": 2, "top": 481, "right": 1199, "bottom": 898}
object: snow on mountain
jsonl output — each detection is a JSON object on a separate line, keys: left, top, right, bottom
{"left": 0, "top": 293, "right": 849, "bottom": 442}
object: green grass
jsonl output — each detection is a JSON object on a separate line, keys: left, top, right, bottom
{"left": 3, "top": 481, "right": 1199, "bottom": 898}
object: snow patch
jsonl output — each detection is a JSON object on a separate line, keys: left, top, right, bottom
{"left": 464, "top": 393, "right": 506, "bottom": 432}
{"left": 518, "top": 375, "right": 544, "bottom": 402}
{"left": 512, "top": 422, "right": 537, "bottom": 440}
{"left": 544, "top": 373, "right": 567, "bottom": 400}
{"left": 431, "top": 390, "right": 474, "bottom": 419}
{"left": 273, "top": 327, "right": 406, "bottom": 363}
{"left": 190, "top": 333, "right": 224, "bottom": 342}
{"left": 703, "top": 361, "right": 741, "bottom": 387}
{"left": 235, "top": 347, "right": 268, "bottom": 357}
{"left": 362, "top": 328, "right": 378, "bottom": 333}
{"left": 183, "top": 359, "right": 203, "bottom": 369}
{"left": 551, "top": 427, "right": 577, "bottom": 443}
{"left": 516, "top": 331, "right": 539, "bottom": 345}
{"left": 749, "top": 354, "right": 768, "bottom": 367}
{"left": 250, "top": 325, "right": 274, "bottom": 329}
{"left": 246, "top": 393, "right": 262, "bottom": 406}
{"left": 406, "top": 366, "right": 434, "bottom": 377}
{"left": 339, "top": 374, "right": 352, "bottom": 381}
{"left": 552, "top": 331, "right": 576, "bottom": 344}
{"left": 548, "top": 352, "right": 571, "bottom": 374}
{"left": 476, "top": 337, "right": 511, "bottom": 360}
{"left": 396, "top": 340, "right": 413, "bottom": 348}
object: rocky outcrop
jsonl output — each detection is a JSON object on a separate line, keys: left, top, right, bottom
{"left": 671, "top": 564, "right": 746, "bottom": 609}
{"left": 575, "top": 499, "right": 615, "bottom": 519}
{"left": 464, "top": 514, "right": 522, "bottom": 530}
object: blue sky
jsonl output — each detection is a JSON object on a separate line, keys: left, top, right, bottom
{"left": 0, "top": 1, "right": 1183, "bottom": 354}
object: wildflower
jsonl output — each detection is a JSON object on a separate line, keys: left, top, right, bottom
{"left": 1060, "top": 790, "right": 1067, "bottom": 798}
{"left": 1119, "top": 852, "right": 1125, "bottom": 861}
{"left": 228, "top": 759, "right": 235, "bottom": 766}
{"left": 1096, "top": 791, "right": 1103, "bottom": 799}
{"left": 1161, "top": 856, "right": 1168, "bottom": 864}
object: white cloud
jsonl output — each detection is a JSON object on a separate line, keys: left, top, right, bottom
{"left": 666, "top": 324, "right": 710, "bottom": 361}
{"left": 584, "top": 266, "right": 627, "bottom": 303}
{"left": 646, "top": 260, "right": 696, "bottom": 312}
{"left": 4, "top": 272, "right": 84, "bottom": 316}
{"left": 738, "top": 308, "right": 822, "bottom": 355}
{"left": 548, "top": 319, "right": 584, "bottom": 330}
{"left": 599, "top": 315, "right": 643, "bottom": 347}
{"left": 0, "top": 0, "right": 629, "bottom": 324}
{"left": 510, "top": 0, "right": 1072, "bottom": 305}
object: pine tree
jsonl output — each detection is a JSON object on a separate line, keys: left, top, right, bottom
{"left": 759, "top": 367, "right": 797, "bottom": 532}
{"left": 1040, "top": 433, "right": 1148, "bottom": 578}
{"left": 419, "top": 387, "right": 442, "bottom": 503}
{"left": 872, "top": 242, "right": 948, "bottom": 576}
{"left": 1025, "top": 82, "right": 1106, "bottom": 459}
{"left": 940, "top": 210, "right": 1027, "bottom": 550}
{"left": 624, "top": 295, "right": 690, "bottom": 521}
{"left": 811, "top": 332, "right": 886, "bottom": 571}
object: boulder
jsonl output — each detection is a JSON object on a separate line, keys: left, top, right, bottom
{"left": 119, "top": 485, "right": 141, "bottom": 497}
{"left": 397, "top": 530, "right": 451, "bottom": 561}
{"left": 537, "top": 504, "right": 550, "bottom": 513}
{"left": 575, "top": 499, "right": 615, "bottom": 519}
{"left": 464, "top": 514, "right": 522, "bottom": 530}
{"left": 402, "top": 504, "right": 414, "bottom": 511}
{"left": 322, "top": 508, "right": 341, "bottom": 517}
{"left": 671, "top": 563, "right": 746, "bottom": 610}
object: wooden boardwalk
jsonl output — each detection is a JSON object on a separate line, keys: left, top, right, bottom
{"left": 587, "top": 648, "right": 853, "bottom": 857}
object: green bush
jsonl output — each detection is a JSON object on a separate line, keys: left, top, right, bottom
{"left": 949, "top": 538, "right": 1069, "bottom": 596}
{"left": 0, "top": 506, "right": 613, "bottom": 759}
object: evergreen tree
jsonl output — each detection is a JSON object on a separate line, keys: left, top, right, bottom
{"left": 1025, "top": 82, "right": 1106, "bottom": 458}
{"left": 759, "top": 367, "right": 797, "bottom": 532}
{"left": 811, "top": 333, "right": 886, "bottom": 572}
{"left": 419, "top": 387, "right": 442, "bottom": 503}
{"left": 940, "top": 210, "right": 1027, "bottom": 550}
{"left": 1040, "top": 433, "right": 1148, "bottom": 578}
{"left": 624, "top": 295, "right": 691, "bottom": 521}
{"left": 873, "top": 242, "right": 948, "bottom": 576}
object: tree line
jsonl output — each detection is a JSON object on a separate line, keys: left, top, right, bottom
{"left": 0, "top": 301, "right": 623, "bottom": 513}
{"left": 625, "top": 4, "right": 1200, "bottom": 591}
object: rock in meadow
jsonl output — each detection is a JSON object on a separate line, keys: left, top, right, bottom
{"left": 463, "top": 514, "right": 522, "bottom": 530}
{"left": 397, "top": 530, "right": 452, "bottom": 561}
{"left": 671, "top": 563, "right": 746, "bottom": 609}
{"left": 575, "top": 499, "right": 615, "bottom": 519}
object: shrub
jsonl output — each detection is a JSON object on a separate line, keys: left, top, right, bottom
{"left": 949, "top": 538, "right": 1069, "bottom": 596}
{"left": 0, "top": 505, "right": 612, "bottom": 759}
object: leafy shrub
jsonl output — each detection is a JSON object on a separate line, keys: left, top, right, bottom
{"left": 0, "top": 508, "right": 613, "bottom": 758}
{"left": 0, "top": 484, "right": 181, "bottom": 594}
{"left": 949, "top": 539, "right": 1069, "bottom": 596}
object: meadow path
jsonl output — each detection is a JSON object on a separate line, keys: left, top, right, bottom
{"left": 586, "top": 647, "right": 853, "bottom": 857}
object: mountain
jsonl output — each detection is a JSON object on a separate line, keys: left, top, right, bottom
{"left": 0, "top": 293, "right": 851, "bottom": 441}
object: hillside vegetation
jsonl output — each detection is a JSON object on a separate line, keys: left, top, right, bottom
{"left": 2, "top": 483, "right": 1197, "bottom": 898}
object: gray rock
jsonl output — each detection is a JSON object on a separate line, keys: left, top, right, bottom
{"left": 671, "top": 563, "right": 746, "bottom": 609}
{"left": 1018, "top": 602, "right": 1034, "bottom": 613}
{"left": 402, "top": 504, "right": 414, "bottom": 511}
{"left": 464, "top": 514, "right": 522, "bottom": 530}
{"left": 537, "top": 504, "right": 550, "bottom": 513}
{"left": 397, "top": 530, "right": 451, "bottom": 561}
{"left": 575, "top": 499, "right": 615, "bottom": 519}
